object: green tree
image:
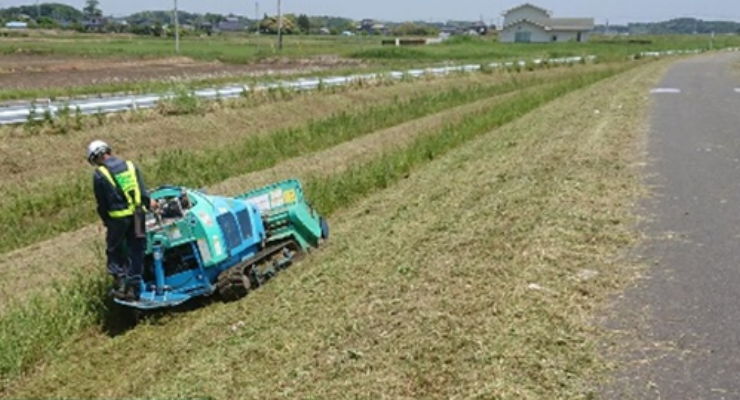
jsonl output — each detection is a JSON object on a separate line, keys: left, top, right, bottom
{"left": 0, "top": 3, "right": 83, "bottom": 21}
{"left": 204, "top": 13, "right": 222, "bottom": 25}
{"left": 308, "top": 15, "right": 355, "bottom": 31}
{"left": 391, "top": 22, "right": 439, "bottom": 36}
{"left": 296, "top": 13, "right": 310, "bottom": 33}
{"left": 36, "top": 16, "right": 57, "bottom": 28}
{"left": 259, "top": 14, "right": 296, "bottom": 34}
{"left": 83, "top": 0, "right": 101, "bottom": 17}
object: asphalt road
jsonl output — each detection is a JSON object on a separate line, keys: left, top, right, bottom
{"left": 602, "top": 52, "right": 740, "bottom": 399}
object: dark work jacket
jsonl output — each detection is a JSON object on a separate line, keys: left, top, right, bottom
{"left": 93, "top": 156, "right": 151, "bottom": 226}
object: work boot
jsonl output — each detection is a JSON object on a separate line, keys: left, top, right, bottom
{"left": 108, "top": 275, "right": 126, "bottom": 299}
{"left": 123, "top": 276, "right": 142, "bottom": 302}
{"left": 110, "top": 276, "right": 141, "bottom": 302}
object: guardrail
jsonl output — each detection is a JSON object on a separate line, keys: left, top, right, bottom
{"left": 0, "top": 55, "right": 593, "bottom": 126}
{"left": 637, "top": 46, "right": 740, "bottom": 57}
{"left": 638, "top": 49, "right": 705, "bottom": 57}
{"left": 0, "top": 46, "right": 733, "bottom": 126}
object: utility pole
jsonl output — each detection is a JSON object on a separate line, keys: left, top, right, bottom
{"left": 173, "top": 0, "right": 180, "bottom": 53}
{"left": 36, "top": 0, "right": 40, "bottom": 20}
{"left": 255, "top": 2, "right": 260, "bottom": 34}
{"left": 277, "top": 0, "right": 283, "bottom": 50}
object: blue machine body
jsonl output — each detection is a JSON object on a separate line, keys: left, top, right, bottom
{"left": 113, "top": 179, "right": 327, "bottom": 311}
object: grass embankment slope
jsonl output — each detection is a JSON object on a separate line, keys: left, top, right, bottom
{"left": 0, "top": 70, "right": 518, "bottom": 253}
{"left": 0, "top": 66, "right": 598, "bottom": 307}
{"left": 0, "top": 64, "right": 617, "bottom": 384}
{"left": 1, "top": 59, "right": 668, "bottom": 399}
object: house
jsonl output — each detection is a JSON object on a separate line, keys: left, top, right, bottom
{"left": 498, "top": 3, "right": 594, "bottom": 43}
{"left": 218, "top": 15, "right": 246, "bottom": 32}
{"left": 82, "top": 16, "right": 107, "bottom": 32}
{"left": 467, "top": 22, "right": 491, "bottom": 36}
{"left": 357, "top": 18, "right": 388, "bottom": 35}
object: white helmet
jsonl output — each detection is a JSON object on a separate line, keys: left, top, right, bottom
{"left": 86, "top": 140, "right": 111, "bottom": 165}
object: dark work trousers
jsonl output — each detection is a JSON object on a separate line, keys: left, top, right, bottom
{"left": 105, "top": 216, "right": 146, "bottom": 283}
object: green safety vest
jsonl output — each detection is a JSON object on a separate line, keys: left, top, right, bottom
{"left": 97, "top": 160, "right": 142, "bottom": 218}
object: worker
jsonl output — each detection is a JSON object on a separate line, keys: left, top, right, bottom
{"left": 87, "top": 140, "right": 157, "bottom": 301}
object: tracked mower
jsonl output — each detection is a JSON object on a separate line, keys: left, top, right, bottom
{"left": 112, "top": 179, "right": 329, "bottom": 311}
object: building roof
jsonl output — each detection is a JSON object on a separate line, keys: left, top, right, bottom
{"left": 501, "top": 3, "right": 552, "bottom": 17}
{"left": 503, "top": 17, "right": 595, "bottom": 31}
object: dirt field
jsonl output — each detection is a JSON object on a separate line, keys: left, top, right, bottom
{"left": 0, "top": 54, "right": 366, "bottom": 93}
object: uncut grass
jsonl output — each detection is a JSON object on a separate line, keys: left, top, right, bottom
{"left": 0, "top": 64, "right": 609, "bottom": 255}
{"left": 0, "top": 65, "right": 629, "bottom": 386}
{"left": 0, "top": 72, "right": 589, "bottom": 312}
{"left": 0, "top": 59, "right": 664, "bottom": 399}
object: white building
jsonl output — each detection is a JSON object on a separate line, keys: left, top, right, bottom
{"left": 498, "top": 3, "right": 595, "bottom": 43}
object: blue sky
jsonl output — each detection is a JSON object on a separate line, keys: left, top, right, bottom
{"left": 1, "top": 0, "right": 739, "bottom": 24}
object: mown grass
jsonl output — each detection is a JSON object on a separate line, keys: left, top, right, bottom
{"left": 303, "top": 66, "right": 624, "bottom": 214}
{"left": 0, "top": 57, "right": 662, "bottom": 399}
{"left": 0, "top": 63, "right": 599, "bottom": 254}
{"left": 0, "top": 62, "right": 633, "bottom": 388}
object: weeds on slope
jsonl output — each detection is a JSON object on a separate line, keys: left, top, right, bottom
{"left": 0, "top": 66, "right": 598, "bottom": 255}
{"left": 0, "top": 272, "right": 109, "bottom": 381}
{"left": 0, "top": 62, "right": 636, "bottom": 389}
